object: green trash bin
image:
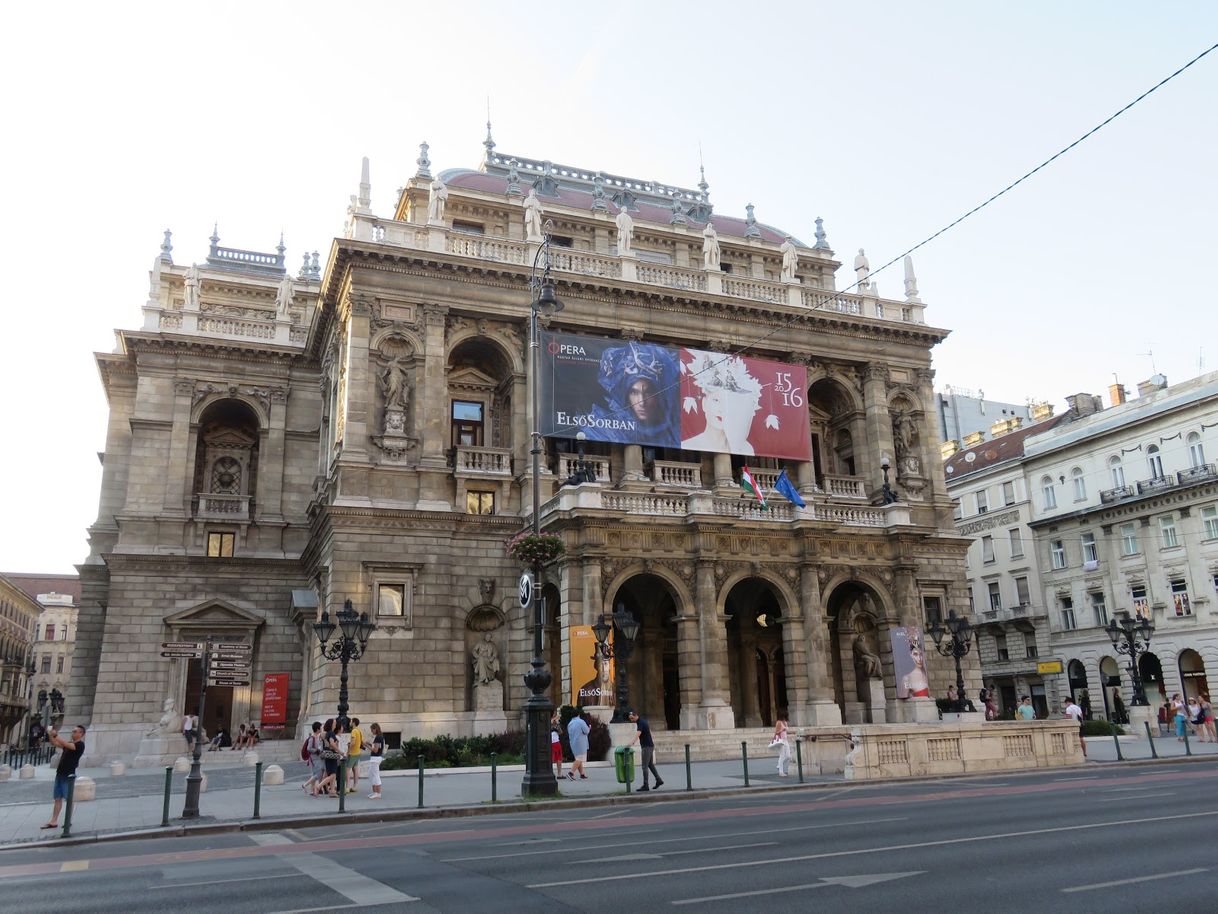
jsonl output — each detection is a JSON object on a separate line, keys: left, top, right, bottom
{"left": 614, "top": 746, "right": 635, "bottom": 784}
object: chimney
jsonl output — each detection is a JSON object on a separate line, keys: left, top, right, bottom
{"left": 1029, "top": 401, "right": 1054, "bottom": 421}
{"left": 1109, "top": 380, "right": 1127, "bottom": 407}
{"left": 1008, "top": 416, "right": 1023, "bottom": 430}
{"left": 940, "top": 439, "right": 961, "bottom": 460}
{"left": 1136, "top": 374, "right": 1168, "bottom": 398}
{"left": 1065, "top": 393, "right": 1099, "bottom": 418}
{"left": 963, "top": 431, "right": 985, "bottom": 448}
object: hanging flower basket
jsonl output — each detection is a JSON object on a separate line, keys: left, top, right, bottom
{"left": 506, "top": 531, "right": 565, "bottom": 566}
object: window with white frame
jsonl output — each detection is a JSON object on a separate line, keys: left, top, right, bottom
{"left": 1089, "top": 591, "right": 1108, "bottom": 627}
{"left": 1071, "top": 467, "right": 1086, "bottom": 501}
{"left": 988, "top": 581, "right": 1002, "bottom": 611}
{"left": 1060, "top": 595, "right": 1076, "bottom": 630}
{"left": 1171, "top": 579, "right": 1191, "bottom": 616}
{"left": 1119, "top": 523, "right": 1139, "bottom": 556}
{"left": 1015, "top": 576, "right": 1031, "bottom": 606}
{"left": 1009, "top": 527, "right": 1024, "bottom": 557}
{"left": 1081, "top": 532, "right": 1098, "bottom": 565}
{"left": 1131, "top": 583, "right": 1149, "bottom": 620}
{"left": 981, "top": 535, "right": 995, "bottom": 563}
{"left": 1203, "top": 505, "right": 1218, "bottom": 541}
{"left": 1041, "top": 477, "right": 1057, "bottom": 510}
{"left": 975, "top": 489, "right": 989, "bottom": 514}
{"left": 369, "top": 566, "right": 420, "bottom": 627}
{"left": 1147, "top": 445, "right": 1164, "bottom": 479}
{"left": 1188, "top": 432, "right": 1206, "bottom": 468}
{"left": 1109, "top": 455, "right": 1125, "bottom": 488}
{"left": 1159, "top": 515, "right": 1179, "bottom": 549}
{"left": 1002, "top": 481, "right": 1016, "bottom": 505}
{"left": 1051, "top": 539, "right": 1067, "bottom": 570}
{"left": 1024, "top": 632, "right": 1038, "bottom": 659}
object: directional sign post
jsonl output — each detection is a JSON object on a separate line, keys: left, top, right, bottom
{"left": 160, "top": 641, "right": 204, "bottom": 659}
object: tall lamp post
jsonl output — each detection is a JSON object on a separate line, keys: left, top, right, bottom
{"left": 312, "top": 599, "right": 376, "bottom": 729}
{"left": 928, "top": 609, "right": 974, "bottom": 712}
{"left": 879, "top": 454, "right": 900, "bottom": 505}
{"left": 1105, "top": 611, "right": 1153, "bottom": 707}
{"left": 592, "top": 604, "right": 640, "bottom": 723}
{"left": 522, "top": 223, "right": 562, "bottom": 797}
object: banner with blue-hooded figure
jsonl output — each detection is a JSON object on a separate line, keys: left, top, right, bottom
{"left": 540, "top": 332, "right": 680, "bottom": 447}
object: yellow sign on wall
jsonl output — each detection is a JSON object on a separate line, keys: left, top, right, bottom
{"left": 1037, "top": 660, "right": 1063, "bottom": 675}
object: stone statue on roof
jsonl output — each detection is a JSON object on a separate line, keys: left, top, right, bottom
{"left": 275, "top": 273, "right": 295, "bottom": 315}
{"left": 854, "top": 248, "right": 871, "bottom": 289}
{"left": 183, "top": 264, "right": 201, "bottom": 310}
{"left": 702, "top": 223, "right": 721, "bottom": 271}
{"left": 427, "top": 178, "right": 449, "bottom": 224}
{"left": 614, "top": 204, "right": 634, "bottom": 255}
{"left": 780, "top": 237, "right": 798, "bottom": 282}
{"left": 523, "top": 187, "right": 544, "bottom": 242}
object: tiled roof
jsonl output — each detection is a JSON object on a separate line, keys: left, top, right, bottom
{"left": 1, "top": 573, "right": 81, "bottom": 604}
{"left": 944, "top": 415, "right": 1066, "bottom": 481}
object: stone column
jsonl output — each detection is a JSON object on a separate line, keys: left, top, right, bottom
{"left": 779, "top": 589, "right": 811, "bottom": 726}
{"left": 338, "top": 294, "right": 374, "bottom": 461}
{"left": 418, "top": 304, "right": 450, "bottom": 468}
{"left": 622, "top": 444, "right": 646, "bottom": 483}
{"left": 862, "top": 363, "right": 894, "bottom": 491}
{"left": 799, "top": 564, "right": 842, "bottom": 725}
{"left": 695, "top": 561, "right": 734, "bottom": 729}
{"left": 712, "top": 453, "right": 734, "bottom": 491}
{"left": 915, "top": 367, "right": 948, "bottom": 502}
{"left": 162, "top": 379, "right": 196, "bottom": 517}
{"left": 256, "top": 388, "right": 288, "bottom": 522}
{"left": 796, "top": 460, "right": 816, "bottom": 494}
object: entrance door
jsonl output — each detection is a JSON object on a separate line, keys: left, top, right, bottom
{"left": 185, "top": 658, "right": 233, "bottom": 743}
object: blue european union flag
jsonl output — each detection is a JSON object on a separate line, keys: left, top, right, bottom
{"left": 773, "top": 469, "right": 806, "bottom": 507}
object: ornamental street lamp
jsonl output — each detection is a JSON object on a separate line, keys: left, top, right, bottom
{"left": 565, "top": 431, "right": 596, "bottom": 486}
{"left": 879, "top": 454, "right": 900, "bottom": 505}
{"left": 592, "top": 604, "right": 641, "bottom": 723}
{"left": 1105, "top": 611, "right": 1153, "bottom": 706}
{"left": 312, "top": 599, "right": 376, "bottom": 729}
{"left": 522, "top": 223, "right": 563, "bottom": 798}
{"left": 928, "top": 609, "right": 974, "bottom": 712}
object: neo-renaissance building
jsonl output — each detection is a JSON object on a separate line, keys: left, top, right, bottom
{"left": 72, "top": 135, "right": 974, "bottom": 761}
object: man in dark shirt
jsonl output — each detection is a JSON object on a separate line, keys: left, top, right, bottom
{"left": 627, "top": 709, "right": 663, "bottom": 791}
{"left": 42, "top": 724, "right": 86, "bottom": 829}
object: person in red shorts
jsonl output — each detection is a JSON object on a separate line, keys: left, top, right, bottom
{"left": 550, "top": 711, "right": 564, "bottom": 779}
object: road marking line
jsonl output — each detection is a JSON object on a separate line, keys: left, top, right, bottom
{"left": 250, "top": 832, "right": 418, "bottom": 906}
{"left": 1063, "top": 867, "right": 1208, "bottom": 893}
{"left": 150, "top": 873, "right": 297, "bottom": 890}
{"left": 527, "top": 810, "right": 1218, "bottom": 888}
{"left": 60, "top": 861, "right": 89, "bottom": 872}
{"left": 673, "top": 871, "right": 924, "bottom": 904}
{"left": 1091, "top": 792, "right": 1172, "bottom": 800}
{"left": 265, "top": 905, "right": 362, "bottom": 914}
{"left": 660, "top": 841, "right": 777, "bottom": 858}
{"left": 1054, "top": 776, "right": 1098, "bottom": 781}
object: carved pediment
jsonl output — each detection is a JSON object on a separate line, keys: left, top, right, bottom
{"left": 448, "top": 366, "right": 498, "bottom": 393}
{"left": 164, "top": 599, "right": 265, "bottom": 631}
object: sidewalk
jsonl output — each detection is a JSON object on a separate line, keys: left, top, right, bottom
{"left": 1, "top": 734, "right": 1213, "bottom": 848}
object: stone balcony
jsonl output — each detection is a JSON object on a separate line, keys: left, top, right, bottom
{"left": 195, "top": 493, "right": 251, "bottom": 521}
{"left": 453, "top": 445, "right": 513, "bottom": 478}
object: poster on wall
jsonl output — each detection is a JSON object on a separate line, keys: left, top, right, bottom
{"left": 569, "top": 625, "right": 615, "bottom": 708}
{"left": 890, "top": 627, "right": 930, "bottom": 699}
{"left": 539, "top": 332, "right": 811, "bottom": 460}
{"left": 260, "top": 673, "right": 289, "bottom": 730}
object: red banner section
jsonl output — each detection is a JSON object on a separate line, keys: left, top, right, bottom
{"left": 260, "top": 673, "right": 289, "bottom": 729}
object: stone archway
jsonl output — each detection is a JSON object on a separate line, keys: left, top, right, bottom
{"left": 724, "top": 577, "right": 788, "bottom": 728}
{"left": 609, "top": 573, "right": 680, "bottom": 730}
{"left": 1178, "top": 648, "right": 1209, "bottom": 701}
{"left": 826, "top": 582, "right": 890, "bottom": 723}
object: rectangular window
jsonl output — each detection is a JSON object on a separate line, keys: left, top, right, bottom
{"left": 1120, "top": 523, "right": 1139, "bottom": 556}
{"left": 995, "top": 634, "right": 1009, "bottom": 661}
{"left": 1043, "top": 482, "right": 1057, "bottom": 510}
{"left": 988, "top": 581, "right": 1002, "bottom": 611}
{"left": 1203, "top": 505, "right": 1218, "bottom": 541}
{"left": 1015, "top": 576, "right": 1031, "bottom": 606}
{"left": 1002, "top": 481, "right": 1016, "bottom": 505}
{"left": 377, "top": 584, "right": 405, "bottom": 618}
{"left": 1159, "top": 515, "right": 1179, "bottom": 548}
{"left": 56, "top": 656, "right": 64, "bottom": 674}
{"left": 1081, "top": 532, "right": 1098, "bottom": 565}
{"left": 1090, "top": 591, "right": 1108, "bottom": 627}
{"left": 975, "top": 490, "right": 989, "bottom": 514}
{"left": 1051, "top": 539, "right": 1067, "bottom": 570}
{"left": 981, "top": 535, "right": 995, "bottom": 564}
{"left": 207, "top": 532, "right": 235, "bottom": 557}
{"left": 1008, "top": 528, "right": 1024, "bottom": 558}
{"left": 41, "top": 655, "right": 51, "bottom": 673}
{"left": 922, "top": 596, "right": 943, "bottom": 625}
{"left": 1171, "top": 579, "right": 1191, "bottom": 617}
{"left": 44, "top": 624, "right": 55, "bottom": 641}
{"left": 465, "top": 491, "right": 495, "bottom": 515}
{"left": 1060, "top": 596, "right": 1076, "bottom": 631}
{"left": 1131, "top": 584, "right": 1150, "bottom": 620}
{"left": 451, "top": 400, "right": 484, "bottom": 448}
{"left": 451, "top": 219, "right": 485, "bottom": 234}
{"left": 1024, "top": 632, "right": 1038, "bottom": 659}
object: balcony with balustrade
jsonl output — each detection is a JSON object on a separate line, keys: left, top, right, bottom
{"left": 453, "top": 446, "right": 514, "bottom": 479}
{"left": 194, "top": 493, "right": 251, "bottom": 521}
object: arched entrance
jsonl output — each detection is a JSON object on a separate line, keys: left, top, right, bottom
{"left": 724, "top": 578, "right": 788, "bottom": 728}
{"left": 1099, "top": 657, "right": 1122, "bottom": 721}
{"left": 1139, "top": 652, "right": 1166, "bottom": 705}
{"left": 611, "top": 574, "right": 680, "bottom": 730}
{"left": 826, "top": 582, "right": 889, "bottom": 723}
{"left": 1178, "top": 649, "right": 1209, "bottom": 701}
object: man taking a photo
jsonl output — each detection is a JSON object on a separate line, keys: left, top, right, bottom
{"left": 42, "top": 724, "right": 86, "bottom": 830}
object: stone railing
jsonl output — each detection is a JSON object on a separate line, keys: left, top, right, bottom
{"left": 549, "top": 249, "right": 622, "bottom": 278}
{"left": 600, "top": 492, "right": 688, "bottom": 516}
{"left": 444, "top": 234, "right": 527, "bottom": 264}
{"left": 558, "top": 454, "right": 611, "bottom": 482}
{"left": 823, "top": 474, "right": 868, "bottom": 499}
{"left": 819, "top": 504, "right": 886, "bottom": 527}
{"left": 651, "top": 460, "right": 702, "bottom": 488}
{"left": 195, "top": 493, "right": 251, "bottom": 520}
{"left": 751, "top": 469, "right": 780, "bottom": 491}
{"left": 722, "top": 275, "right": 786, "bottom": 304}
{"left": 635, "top": 263, "right": 708, "bottom": 292}
{"left": 454, "top": 446, "right": 513, "bottom": 477}
{"left": 711, "top": 498, "right": 795, "bottom": 520}
{"left": 197, "top": 316, "right": 277, "bottom": 340}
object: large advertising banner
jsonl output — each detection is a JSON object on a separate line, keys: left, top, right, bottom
{"left": 260, "top": 673, "right": 289, "bottom": 729}
{"left": 890, "top": 627, "right": 930, "bottom": 699}
{"left": 539, "top": 332, "right": 811, "bottom": 461}
{"left": 569, "top": 624, "right": 615, "bottom": 708}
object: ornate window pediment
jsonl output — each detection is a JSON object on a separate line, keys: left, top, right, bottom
{"left": 163, "top": 599, "right": 264, "bottom": 632}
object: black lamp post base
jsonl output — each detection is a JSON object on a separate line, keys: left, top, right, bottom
{"left": 521, "top": 658, "right": 557, "bottom": 797}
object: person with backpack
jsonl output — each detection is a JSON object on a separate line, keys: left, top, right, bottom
{"left": 301, "top": 721, "right": 323, "bottom": 796}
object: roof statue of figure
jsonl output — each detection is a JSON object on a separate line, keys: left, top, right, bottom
{"left": 506, "top": 158, "right": 523, "bottom": 197}
{"left": 427, "top": 177, "right": 449, "bottom": 224}
{"left": 523, "top": 187, "right": 544, "bottom": 242}
{"left": 591, "top": 171, "right": 608, "bottom": 211}
{"left": 183, "top": 263, "right": 201, "bottom": 310}
{"left": 903, "top": 255, "right": 921, "bottom": 302}
{"left": 670, "top": 196, "right": 688, "bottom": 225}
{"left": 416, "top": 141, "right": 431, "bottom": 179}
{"left": 615, "top": 204, "right": 634, "bottom": 255}
{"left": 780, "top": 236, "right": 798, "bottom": 282}
{"left": 275, "top": 273, "right": 295, "bottom": 315}
{"left": 702, "top": 222, "right": 721, "bottom": 270}
{"left": 854, "top": 248, "right": 871, "bottom": 289}
{"left": 744, "top": 203, "right": 762, "bottom": 238}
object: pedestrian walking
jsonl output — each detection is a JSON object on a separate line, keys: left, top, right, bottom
{"left": 1202, "top": 694, "right": 1216, "bottom": 743}
{"left": 566, "top": 711, "right": 590, "bottom": 780}
{"left": 1063, "top": 697, "right": 1086, "bottom": 758}
{"left": 770, "top": 713, "right": 791, "bottom": 777}
{"left": 41, "top": 724, "right": 86, "bottom": 830}
{"left": 345, "top": 718, "right": 363, "bottom": 793}
{"left": 550, "top": 711, "right": 564, "bottom": 780}
{"left": 182, "top": 711, "right": 194, "bottom": 751}
{"left": 1171, "top": 693, "right": 1187, "bottom": 741}
{"left": 302, "top": 721, "right": 323, "bottom": 796}
{"left": 1187, "top": 698, "right": 1205, "bottom": 739}
{"left": 317, "top": 719, "right": 341, "bottom": 797}
{"left": 1017, "top": 696, "right": 1036, "bottom": 721}
{"left": 627, "top": 709, "right": 663, "bottom": 790}
{"left": 367, "top": 723, "right": 385, "bottom": 799}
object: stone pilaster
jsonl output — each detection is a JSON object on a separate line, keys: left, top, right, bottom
{"left": 338, "top": 294, "right": 373, "bottom": 461}
{"left": 915, "top": 367, "right": 949, "bottom": 502}
{"left": 418, "top": 304, "right": 450, "bottom": 468}
{"left": 863, "top": 362, "right": 894, "bottom": 488}
{"left": 712, "top": 453, "right": 734, "bottom": 492}
{"left": 161, "top": 379, "right": 196, "bottom": 517}
{"left": 695, "top": 560, "right": 734, "bottom": 728}
{"left": 799, "top": 563, "right": 841, "bottom": 724}
{"left": 257, "top": 387, "right": 288, "bottom": 521}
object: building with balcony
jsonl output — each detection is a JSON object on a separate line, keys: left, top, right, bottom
{"left": 72, "top": 136, "right": 972, "bottom": 761}
{"left": 0, "top": 574, "right": 40, "bottom": 747}
{"left": 3, "top": 573, "right": 81, "bottom": 732}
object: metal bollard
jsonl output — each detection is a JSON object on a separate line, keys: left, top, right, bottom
{"left": 684, "top": 744, "right": 692, "bottom": 792}
{"left": 741, "top": 741, "right": 750, "bottom": 788}
{"left": 253, "top": 761, "right": 263, "bottom": 820}
{"left": 62, "top": 774, "right": 76, "bottom": 838}
{"left": 161, "top": 766, "right": 172, "bottom": 827}
{"left": 1183, "top": 723, "right": 1193, "bottom": 757}
{"left": 338, "top": 761, "right": 346, "bottom": 813}
{"left": 417, "top": 755, "right": 425, "bottom": 808}
{"left": 490, "top": 753, "right": 497, "bottom": 803}
{"left": 1111, "top": 729, "right": 1124, "bottom": 762}
{"left": 1144, "top": 722, "right": 1159, "bottom": 759}
{"left": 795, "top": 737, "right": 804, "bottom": 784}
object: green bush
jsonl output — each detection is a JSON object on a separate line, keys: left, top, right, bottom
{"left": 1081, "top": 720, "right": 1124, "bottom": 736}
{"left": 380, "top": 731, "right": 528, "bottom": 769}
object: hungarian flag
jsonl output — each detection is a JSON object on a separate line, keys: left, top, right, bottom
{"left": 740, "top": 466, "right": 767, "bottom": 509}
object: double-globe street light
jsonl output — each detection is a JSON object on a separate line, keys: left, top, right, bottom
{"left": 928, "top": 609, "right": 974, "bottom": 713}
{"left": 592, "top": 604, "right": 641, "bottom": 723}
{"left": 313, "top": 599, "right": 376, "bottom": 729}
{"left": 1105, "top": 611, "right": 1154, "bottom": 707}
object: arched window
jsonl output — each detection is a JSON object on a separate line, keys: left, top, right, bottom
{"left": 1041, "top": 476, "right": 1057, "bottom": 510}
{"left": 1108, "top": 455, "right": 1125, "bottom": 488}
{"left": 1147, "top": 445, "right": 1164, "bottom": 480}
{"left": 1070, "top": 467, "right": 1086, "bottom": 501}
{"left": 1187, "top": 432, "right": 1205, "bottom": 469}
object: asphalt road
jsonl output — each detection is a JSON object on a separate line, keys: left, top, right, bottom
{"left": 3, "top": 761, "right": 1214, "bottom": 913}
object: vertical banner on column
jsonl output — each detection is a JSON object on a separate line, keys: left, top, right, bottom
{"left": 569, "top": 625, "right": 615, "bottom": 708}
{"left": 260, "top": 673, "right": 289, "bottom": 730}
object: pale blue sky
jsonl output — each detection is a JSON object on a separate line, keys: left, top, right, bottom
{"left": 2, "top": 2, "right": 1214, "bottom": 573}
